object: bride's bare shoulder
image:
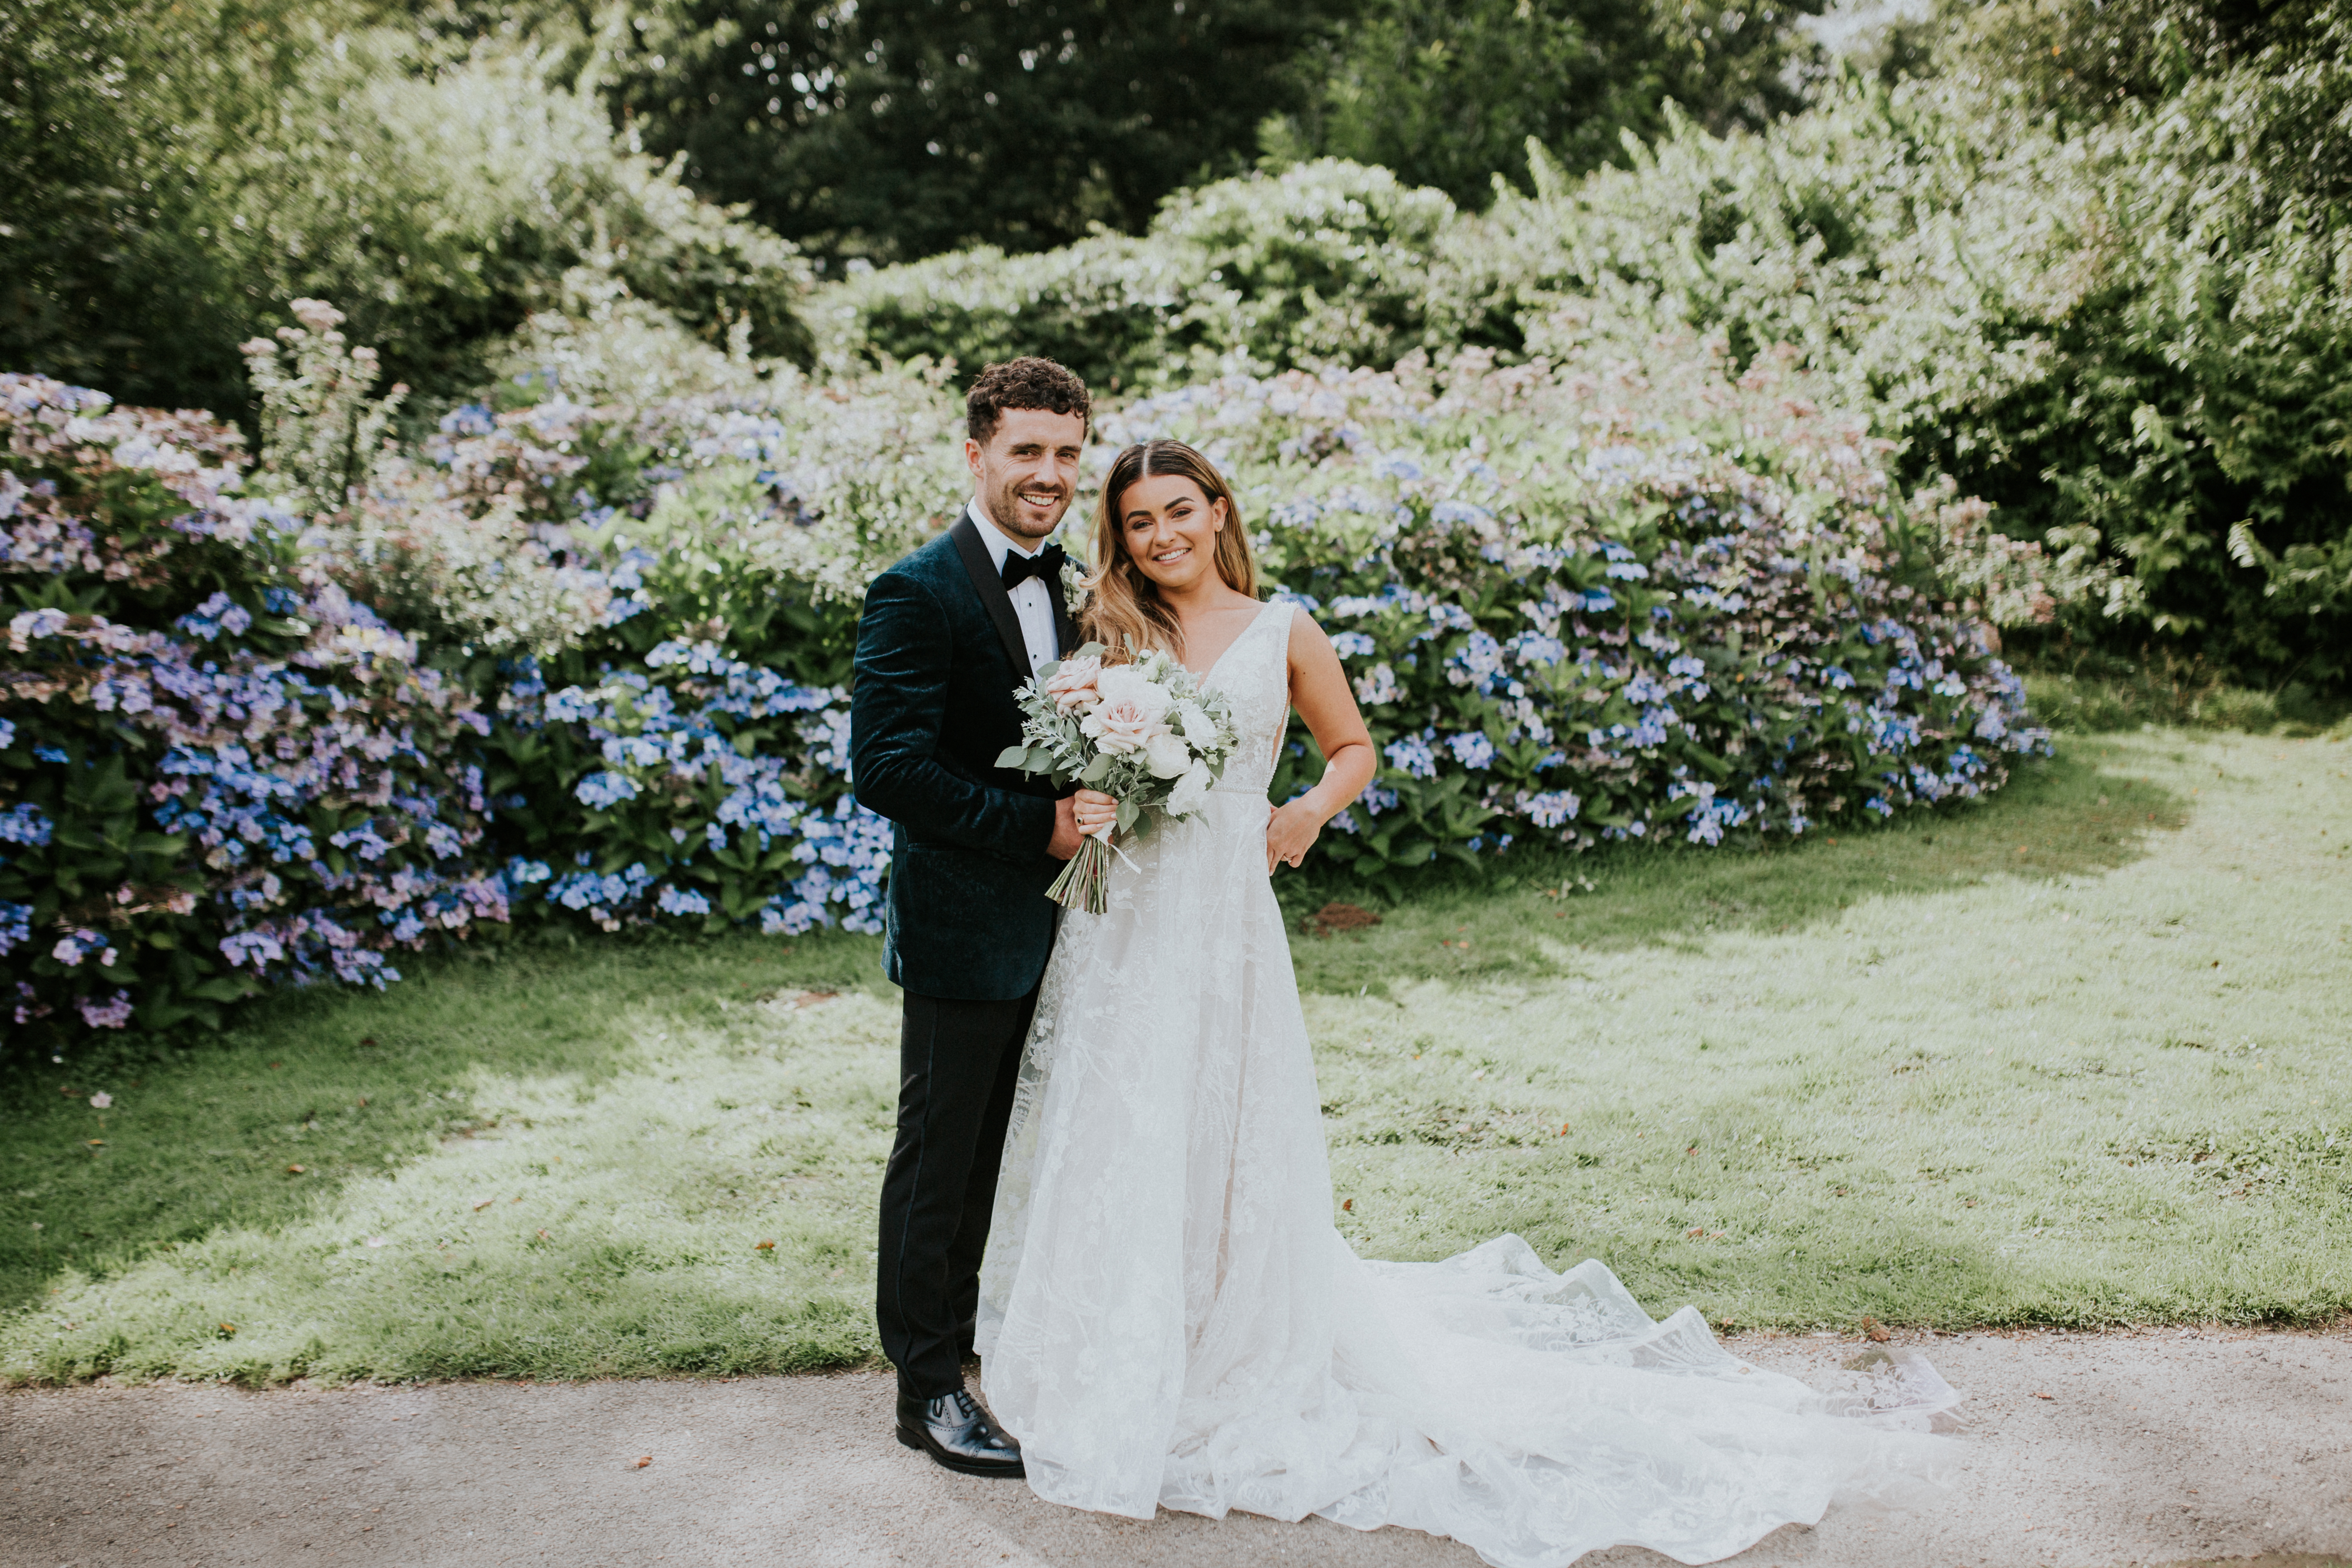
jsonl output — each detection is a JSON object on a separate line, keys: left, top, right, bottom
{"left": 1281, "top": 601, "right": 1342, "bottom": 671}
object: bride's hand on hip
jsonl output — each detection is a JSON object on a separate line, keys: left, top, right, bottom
{"left": 1266, "top": 798, "right": 1320, "bottom": 873}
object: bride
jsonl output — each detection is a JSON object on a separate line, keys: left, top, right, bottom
{"left": 972, "top": 439, "right": 1958, "bottom": 1568}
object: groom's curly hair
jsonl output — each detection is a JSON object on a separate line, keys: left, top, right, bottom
{"left": 966, "top": 357, "right": 1091, "bottom": 445}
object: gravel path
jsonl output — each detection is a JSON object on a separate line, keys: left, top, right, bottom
{"left": 4, "top": 1327, "right": 2347, "bottom": 1568}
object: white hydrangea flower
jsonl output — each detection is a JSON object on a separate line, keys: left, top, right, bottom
{"left": 1166, "top": 762, "right": 1214, "bottom": 817}
{"left": 1143, "top": 730, "right": 1191, "bottom": 779}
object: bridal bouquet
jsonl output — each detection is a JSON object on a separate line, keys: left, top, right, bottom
{"left": 996, "top": 643, "right": 1240, "bottom": 913}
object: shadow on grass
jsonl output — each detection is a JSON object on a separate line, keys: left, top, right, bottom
{"left": 1282, "top": 733, "right": 2191, "bottom": 997}
{"left": 0, "top": 926, "right": 885, "bottom": 1316}
{"left": 0, "top": 735, "right": 2203, "bottom": 1321}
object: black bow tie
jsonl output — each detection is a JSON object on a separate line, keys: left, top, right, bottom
{"left": 999, "top": 542, "right": 1064, "bottom": 592}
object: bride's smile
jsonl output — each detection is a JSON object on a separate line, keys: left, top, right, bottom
{"left": 1119, "top": 473, "right": 1226, "bottom": 593}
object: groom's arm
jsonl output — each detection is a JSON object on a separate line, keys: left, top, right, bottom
{"left": 851, "top": 571, "right": 1059, "bottom": 859}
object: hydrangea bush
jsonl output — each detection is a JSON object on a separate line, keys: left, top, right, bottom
{"left": 363, "top": 336, "right": 971, "bottom": 942}
{"left": 1101, "top": 342, "right": 2048, "bottom": 873}
{"left": 0, "top": 374, "right": 504, "bottom": 1048}
{"left": 486, "top": 637, "right": 886, "bottom": 940}
{"left": 4, "top": 297, "right": 2054, "bottom": 1048}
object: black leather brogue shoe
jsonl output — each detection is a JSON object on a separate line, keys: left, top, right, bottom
{"left": 895, "top": 1385, "right": 1025, "bottom": 1478}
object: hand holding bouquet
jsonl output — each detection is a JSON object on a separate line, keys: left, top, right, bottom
{"left": 996, "top": 643, "right": 1239, "bottom": 913}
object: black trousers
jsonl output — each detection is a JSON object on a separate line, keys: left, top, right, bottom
{"left": 875, "top": 986, "right": 1037, "bottom": 1400}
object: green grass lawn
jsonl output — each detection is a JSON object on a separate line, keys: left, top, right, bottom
{"left": 5, "top": 725, "right": 2349, "bottom": 1383}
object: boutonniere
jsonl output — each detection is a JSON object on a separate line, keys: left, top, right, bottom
{"left": 1056, "top": 545, "right": 1087, "bottom": 605}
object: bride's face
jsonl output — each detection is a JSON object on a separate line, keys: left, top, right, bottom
{"left": 1117, "top": 473, "right": 1228, "bottom": 594}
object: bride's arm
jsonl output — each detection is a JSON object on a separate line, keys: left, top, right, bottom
{"left": 1267, "top": 612, "right": 1376, "bottom": 872}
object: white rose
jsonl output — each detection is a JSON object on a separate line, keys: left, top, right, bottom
{"left": 1174, "top": 700, "right": 1215, "bottom": 743}
{"left": 1081, "top": 695, "right": 1165, "bottom": 756}
{"left": 1166, "top": 762, "right": 1214, "bottom": 818}
{"left": 1143, "top": 730, "right": 1192, "bottom": 779}
{"left": 1095, "top": 664, "right": 1173, "bottom": 721}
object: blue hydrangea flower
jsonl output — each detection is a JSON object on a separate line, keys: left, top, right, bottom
{"left": 0, "top": 804, "right": 54, "bottom": 846}
{"left": 1446, "top": 731, "right": 1495, "bottom": 769}
{"left": 1383, "top": 732, "right": 1437, "bottom": 780}
{"left": 657, "top": 885, "right": 713, "bottom": 917}
{"left": 575, "top": 772, "right": 640, "bottom": 809}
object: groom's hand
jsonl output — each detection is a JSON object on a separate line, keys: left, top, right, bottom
{"left": 1047, "top": 795, "right": 1083, "bottom": 861}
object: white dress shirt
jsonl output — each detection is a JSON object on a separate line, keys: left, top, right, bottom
{"left": 968, "top": 500, "right": 1060, "bottom": 675}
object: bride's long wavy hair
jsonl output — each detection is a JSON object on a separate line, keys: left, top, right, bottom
{"left": 1080, "top": 439, "right": 1259, "bottom": 661}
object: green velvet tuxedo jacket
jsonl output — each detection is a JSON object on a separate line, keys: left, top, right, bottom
{"left": 850, "top": 512, "right": 1075, "bottom": 1001}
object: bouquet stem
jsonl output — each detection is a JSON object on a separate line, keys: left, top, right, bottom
{"left": 1046, "top": 833, "right": 1112, "bottom": 915}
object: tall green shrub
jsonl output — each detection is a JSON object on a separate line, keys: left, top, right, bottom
{"left": 1455, "top": 72, "right": 2352, "bottom": 685}
{"left": 603, "top": 0, "right": 1348, "bottom": 268}
{"left": 0, "top": 3, "right": 811, "bottom": 417}
{"left": 1272, "top": 0, "right": 1826, "bottom": 206}
{"left": 833, "top": 59, "right": 2352, "bottom": 689}
{"left": 817, "top": 159, "right": 1456, "bottom": 393}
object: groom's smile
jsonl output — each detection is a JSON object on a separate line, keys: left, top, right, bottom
{"left": 966, "top": 405, "right": 1088, "bottom": 543}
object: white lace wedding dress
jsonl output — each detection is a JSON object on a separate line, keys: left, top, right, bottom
{"left": 974, "top": 600, "right": 1959, "bottom": 1567}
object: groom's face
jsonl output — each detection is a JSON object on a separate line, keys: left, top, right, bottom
{"left": 967, "top": 407, "right": 1087, "bottom": 543}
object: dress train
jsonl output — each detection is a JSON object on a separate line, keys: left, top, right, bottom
{"left": 974, "top": 601, "right": 1957, "bottom": 1567}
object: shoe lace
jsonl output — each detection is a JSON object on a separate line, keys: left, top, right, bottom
{"left": 946, "top": 1388, "right": 997, "bottom": 1434}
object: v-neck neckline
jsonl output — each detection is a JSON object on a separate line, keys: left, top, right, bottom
{"left": 1185, "top": 599, "right": 1282, "bottom": 687}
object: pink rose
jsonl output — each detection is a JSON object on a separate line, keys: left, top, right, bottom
{"left": 1044, "top": 654, "right": 1103, "bottom": 714}
{"left": 1083, "top": 694, "right": 1169, "bottom": 756}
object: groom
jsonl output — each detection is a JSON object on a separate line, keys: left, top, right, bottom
{"left": 849, "top": 357, "right": 1091, "bottom": 1478}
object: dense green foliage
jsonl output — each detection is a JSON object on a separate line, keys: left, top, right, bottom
{"left": 1, "top": 0, "right": 1844, "bottom": 411}
{"left": 597, "top": 0, "right": 1832, "bottom": 262}
{"left": 18, "top": 0, "right": 2349, "bottom": 706}
{"left": 0, "top": 0, "right": 810, "bottom": 418}
{"left": 1269, "top": 0, "right": 1825, "bottom": 207}
{"left": 1459, "top": 70, "right": 2352, "bottom": 690}
{"left": 833, "top": 32, "right": 2352, "bottom": 690}
{"left": 605, "top": 0, "right": 1347, "bottom": 267}
{"left": 815, "top": 158, "right": 1458, "bottom": 392}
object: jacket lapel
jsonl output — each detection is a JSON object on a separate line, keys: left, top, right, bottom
{"left": 949, "top": 512, "right": 1033, "bottom": 679}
